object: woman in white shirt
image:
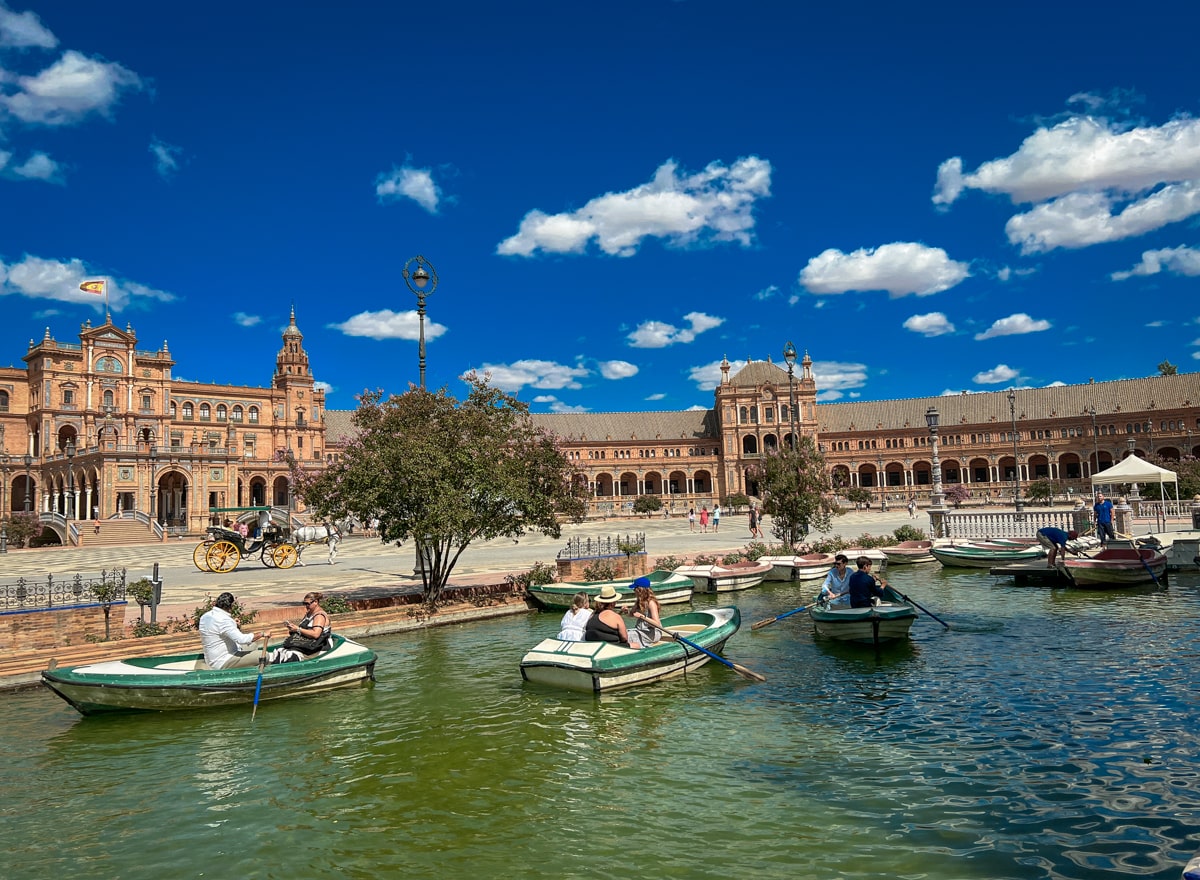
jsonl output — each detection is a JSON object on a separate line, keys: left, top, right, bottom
{"left": 557, "top": 592, "right": 593, "bottom": 641}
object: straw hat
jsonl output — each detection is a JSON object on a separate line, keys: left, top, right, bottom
{"left": 594, "top": 585, "right": 622, "bottom": 604}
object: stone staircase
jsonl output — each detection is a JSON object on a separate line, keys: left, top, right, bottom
{"left": 81, "top": 518, "right": 163, "bottom": 547}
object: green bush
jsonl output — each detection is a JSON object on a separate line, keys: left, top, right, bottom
{"left": 505, "top": 561, "right": 558, "bottom": 591}
{"left": 723, "top": 493, "right": 750, "bottom": 510}
{"left": 128, "top": 578, "right": 155, "bottom": 606}
{"left": 721, "top": 552, "right": 744, "bottom": 564}
{"left": 740, "top": 541, "right": 770, "bottom": 561}
{"left": 322, "top": 593, "right": 354, "bottom": 615}
{"left": 654, "top": 555, "right": 684, "bottom": 571}
{"left": 631, "top": 496, "right": 662, "bottom": 514}
{"left": 581, "top": 560, "right": 621, "bottom": 581}
{"left": 892, "top": 524, "right": 928, "bottom": 542}
{"left": 690, "top": 553, "right": 719, "bottom": 566}
{"left": 130, "top": 620, "right": 168, "bottom": 638}
{"left": 190, "top": 593, "right": 258, "bottom": 630}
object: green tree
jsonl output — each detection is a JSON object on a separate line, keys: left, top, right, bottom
{"left": 1025, "top": 478, "right": 1055, "bottom": 505}
{"left": 4, "top": 511, "right": 39, "bottom": 548}
{"left": 1140, "top": 453, "right": 1200, "bottom": 499}
{"left": 751, "top": 437, "right": 838, "bottom": 547}
{"left": 1158, "top": 360, "right": 1178, "bottom": 376}
{"left": 844, "top": 487, "right": 872, "bottom": 509}
{"left": 295, "top": 377, "right": 588, "bottom": 604}
{"left": 631, "top": 495, "right": 662, "bottom": 515}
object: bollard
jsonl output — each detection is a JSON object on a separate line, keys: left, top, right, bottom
{"left": 151, "top": 562, "right": 162, "bottom": 624}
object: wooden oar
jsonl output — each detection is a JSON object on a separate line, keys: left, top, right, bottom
{"left": 251, "top": 636, "right": 269, "bottom": 720}
{"left": 667, "top": 631, "right": 765, "bottom": 682}
{"left": 878, "top": 577, "right": 951, "bottom": 629}
{"left": 751, "top": 604, "right": 810, "bottom": 630}
{"left": 1135, "top": 549, "right": 1162, "bottom": 587}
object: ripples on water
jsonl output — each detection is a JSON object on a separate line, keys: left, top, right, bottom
{"left": 3, "top": 568, "right": 1199, "bottom": 879}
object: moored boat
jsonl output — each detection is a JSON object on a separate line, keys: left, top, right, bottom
{"left": 759, "top": 553, "right": 836, "bottom": 581}
{"left": 842, "top": 547, "right": 888, "bottom": 574}
{"left": 880, "top": 540, "right": 936, "bottom": 565}
{"left": 519, "top": 606, "right": 741, "bottom": 693}
{"left": 673, "top": 560, "right": 772, "bottom": 593}
{"left": 41, "top": 635, "right": 377, "bottom": 716}
{"left": 1059, "top": 545, "right": 1168, "bottom": 587}
{"left": 808, "top": 587, "right": 918, "bottom": 646}
{"left": 525, "top": 569, "right": 694, "bottom": 610}
{"left": 930, "top": 541, "right": 1045, "bottom": 568}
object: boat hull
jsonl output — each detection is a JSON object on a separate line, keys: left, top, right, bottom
{"left": 880, "top": 541, "right": 936, "bottom": 565}
{"left": 930, "top": 544, "right": 1044, "bottom": 568}
{"left": 41, "top": 636, "right": 377, "bottom": 715}
{"left": 759, "top": 554, "right": 835, "bottom": 581}
{"left": 519, "top": 607, "right": 741, "bottom": 693}
{"left": 1061, "top": 548, "right": 1167, "bottom": 587}
{"left": 674, "top": 562, "right": 771, "bottom": 593}
{"left": 809, "top": 591, "right": 917, "bottom": 645}
{"left": 526, "top": 570, "right": 694, "bottom": 611}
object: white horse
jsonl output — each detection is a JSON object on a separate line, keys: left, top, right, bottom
{"left": 292, "top": 521, "right": 342, "bottom": 566}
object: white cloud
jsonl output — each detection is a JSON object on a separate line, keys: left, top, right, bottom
{"left": 6, "top": 150, "right": 58, "bottom": 181}
{"left": 903, "top": 312, "right": 955, "bottom": 337}
{"left": 972, "top": 364, "right": 1019, "bottom": 385}
{"left": 1111, "top": 245, "right": 1200, "bottom": 280}
{"left": 628, "top": 311, "right": 724, "bottom": 348}
{"left": 477, "top": 359, "right": 589, "bottom": 393}
{"left": 754, "top": 284, "right": 778, "bottom": 301}
{"left": 811, "top": 360, "right": 867, "bottom": 393}
{"left": 150, "top": 138, "right": 182, "bottom": 179}
{"left": 0, "top": 255, "right": 173, "bottom": 309}
{"left": 0, "top": 50, "right": 141, "bottom": 125}
{"left": 816, "top": 390, "right": 844, "bottom": 401}
{"left": 598, "top": 360, "right": 638, "bottom": 380}
{"left": 497, "top": 156, "right": 772, "bottom": 257}
{"left": 232, "top": 312, "right": 261, "bottom": 327}
{"left": 935, "top": 113, "right": 1200, "bottom": 252}
{"left": 798, "top": 242, "right": 970, "bottom": 297}
{"left": 375, "top": 165, "right": 442, "bottom": 213}
{"left": 645, "top": 392, "right": 666, "bottom": 401}
{"left": 313, "top": 380, "right": 334, "bottom": 394}
{"left": 688, "top": 359, "right": 746, "bottom": 391}
{"left": 973, "top": 313, "right": 1051, "bottom": 340}
{"left": 0, "top": 4, "right": 56, "bottom": 48}
{"left": 329, "top": 309, "right": 448, "bottom": 341}
{"left": 686, "top": 404, "right": 709, "bottom": 411}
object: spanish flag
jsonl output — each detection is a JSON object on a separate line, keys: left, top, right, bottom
{"left": 80, "top": 280, "right": 106, "bottom": 295}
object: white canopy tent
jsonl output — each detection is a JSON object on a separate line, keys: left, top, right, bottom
{"left": 1090, "top": 455, "right": 1180, "bottom": 504}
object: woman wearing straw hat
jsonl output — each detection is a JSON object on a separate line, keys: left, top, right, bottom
{"left": 583, "top": 585, "right": 631, "bottom": 647}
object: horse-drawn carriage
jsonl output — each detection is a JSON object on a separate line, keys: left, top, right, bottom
{"left": 191, "top": 507, "right": 342, "bottom": 573}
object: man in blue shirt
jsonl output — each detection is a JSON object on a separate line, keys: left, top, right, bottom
{"left": 1037, "top": 527, "right": 1080, "bottom": 568}
{"left": 847, "top": 557, "right": 887, "bottom": 607}
{"left": 1093, "top": 492, "right": 1115, "bottom": 545}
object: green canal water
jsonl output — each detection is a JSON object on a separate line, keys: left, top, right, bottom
{"left": 4, "top": 567, "right": 1199, "bottom": 880}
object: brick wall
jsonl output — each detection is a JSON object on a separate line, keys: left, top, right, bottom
{"left": 0, "top": 601, "right": 129, "bottom": 652}
{"left": 555, "top": 553, "right": 650, "bottom": 581}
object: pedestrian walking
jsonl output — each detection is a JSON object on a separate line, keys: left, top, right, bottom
{"left": 712, "top": 503, "right": 721, "bottom": 533}
{"left": 688, "top": 507, "right": 696, "bottom": 531}
{"left": 699, "top": 506, "right": 709, "bottom": 533}
{"left": 748, "top": 505, "right": 758, "bottom": 539}
{"left": 907, "top": 498, "right": 916, "bottom": 518}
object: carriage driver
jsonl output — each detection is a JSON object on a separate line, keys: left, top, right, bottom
{"left": 255, "top": 508, "right": 271, "bottom": 538}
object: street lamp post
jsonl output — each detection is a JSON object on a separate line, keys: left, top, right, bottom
{"left": 149, "top": 444, "right": 158, "bottom": 520}
{"left": 925, "top": 406, "right": 946, "bottom": 537}
{"left": 1007, "top": 389, "right": 1023, "bottom": 512}
{"left": 0, "top": 454, "right": 8, "bottom": 554}
{"left": 782, "top": 341, "right": 798, "bottom": 450}
{"left": 877, "top": 453, "right": 887, "bottom": 512}
{"left": 23, "top": 453, "right": 32, "bottom": 511}
{"left": 403, "top": 255, "right": 438, "bottom": 391}
{"left": 65, "top": 439, "right": 76, "bottom": 520}
{"left": 1089, "top": 405, "right": 1101, "bottom": 476}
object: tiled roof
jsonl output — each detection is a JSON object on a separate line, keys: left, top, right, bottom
{"left": 728, "top": 359, "right": 789, "bottom": 387}
{"left": 815, "top": 373, "right": 1200, "bottom": 433}
{"left": 324, "top": 409, "right": 358, "bottom": 445}
{"left": 529, "top": 410, "right": 718, "bottom": 442}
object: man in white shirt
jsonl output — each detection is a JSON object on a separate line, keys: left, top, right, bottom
{"left": 199, "top": 592, "right": 269, "bottom": 669}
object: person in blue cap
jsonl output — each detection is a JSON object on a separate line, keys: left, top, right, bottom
{"left": 627, "top": 576, "right": 666, "bottom": 648}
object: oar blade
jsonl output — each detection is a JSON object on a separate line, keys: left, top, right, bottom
{"left": 731, "top": 662, "right": 767, "bottom": 683}
{"left": 750, "top": 616, "right": 778, "bottom": 630}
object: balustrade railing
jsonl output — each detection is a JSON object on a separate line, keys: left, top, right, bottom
{"left": 0, "top": 568, "right": 127, "bottom": 610}
{"left": 939, "top": 510, "right": 1082, "bottom": 540}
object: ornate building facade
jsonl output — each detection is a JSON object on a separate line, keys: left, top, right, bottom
{"left": 0, "top": 309, "right": 325, "bottom": 539}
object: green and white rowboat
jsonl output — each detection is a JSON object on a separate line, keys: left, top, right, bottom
{"left": 525, "top": 569, "right": 694, "bottom": 611}
{"left": 519, "top": 606, "right": 741, "bottom": 693}
{"left": 809, "top": 588, "right": 918, "bottom": 646}
{"left": 41, "top": 634, "right": 377, "bottom": 716}
{"left": 929, "top": 541, "right": 1045, "bottom": 568}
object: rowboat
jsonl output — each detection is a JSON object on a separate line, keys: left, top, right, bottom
{"left": 673, "top": 560, "right": 772, "bottom": 593}
{"left": 842, "top": 547, "right": 889, "bottom": 573}
{"left": 525, "top": 569, "right": 694, "bottom": 611}
{"left": 808, "top": 587, "right": 918, "bottom": 646}
{"left": 519, "top": 606, "right": 741, "bottom": 693}
{"left": 930, "top": 541, "right": 1045, "bottom": 568}
{"left": 1059, "top": 545, "right": 1168, "bottom": 588}
{"left": 41, "top": 635, "right": 377, "bottom": 716}
{"left": 880, "top": 540, "right": 936, "bottom": 565}
{"left": 759, "top": 553, "right": 836, "bottom": 581}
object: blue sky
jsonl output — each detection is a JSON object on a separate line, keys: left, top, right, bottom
{"left": 2, "top": 1, "right": 1199, "bottom": 415}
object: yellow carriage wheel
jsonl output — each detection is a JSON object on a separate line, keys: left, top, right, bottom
{"left": 272, "top": 543, "right": 298, "bottom": 569}
{"left": 206, "top": 540, "right": 241, "bottom": 573}
{"left": 261, "top": 543, "right": 278, "bottom": 567}
{"left": 192, "top": 541, "right": 213, "bottom": 572}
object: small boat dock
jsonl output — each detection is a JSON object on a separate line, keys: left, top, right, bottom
{"left": 990, "top": 561, "right": 1073, "bottom": 586}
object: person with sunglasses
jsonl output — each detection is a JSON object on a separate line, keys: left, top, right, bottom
{"left": 270, "top": 592, "right": 332, "bottom": 663}
{"left": 816, "top": 554, "right": 852, "bottom": 607}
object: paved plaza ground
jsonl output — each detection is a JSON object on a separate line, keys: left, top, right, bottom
{"left": 0, "top": 508, "right": 919, "bottom": 625}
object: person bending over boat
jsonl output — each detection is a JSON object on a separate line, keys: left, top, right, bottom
{"left": 1036, "top": 527, "right": 1079, "bottom": 568}
{"left": 199, "top": 592, "right": 270, "bottom": 670}
{"left": 627, "top": 577, "right": 665, "bottom": 648}
{"left": 847, "top": 557, "right": 887, "bottom": 608}
{"left": 817, "top": 554, "right": 852, "bottom": 607}
{"left": 584, "top": 585, "right": 631, "bottom": 647}
{"left": 271, "top": 592, "right": 332, "bottom": 663}
{"left": 557, "top": 592, "right": 593, "bottom": 641}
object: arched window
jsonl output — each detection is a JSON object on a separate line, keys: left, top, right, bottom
{"left": 169, "top": 401, "right": 177, "bottom": 417}
{"left": 216, "top": 404, "right": 227, "bottom": 421}
{"left": 199, "top": 403, "right": 211, "bottom": 421}
{"left": 182, "top": 402, "right": 194, "bottom": 420}
{"left": 102, "top": 389, "right": 115, "bottom": 408}
{"left": 0, "top": 390, "right": 8, "bottom": 412}
{"left": 739, "top": 406, "right": 748, "bottom": 423}
{"left": 232, "top": 405, "right": 244, "bottom": 422}
{"left": 248, "top": 406, "right": 259, "bottom": 424}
